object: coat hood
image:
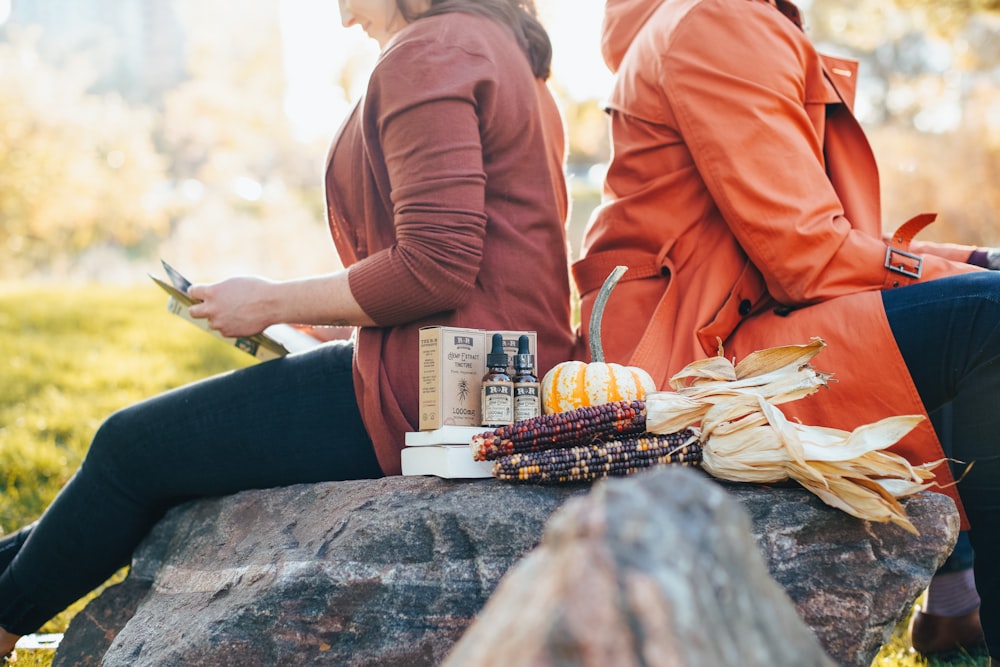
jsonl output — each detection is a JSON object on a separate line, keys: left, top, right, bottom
{"left": 601, "top": 0, "right": 805, "bottom": 74}
{"left": 601, "top": 0, "right": 665, "bottom": 73}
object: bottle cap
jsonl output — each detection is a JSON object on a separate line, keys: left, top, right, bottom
{"left": 486, "top": 332, "right": 508, "bottom": 368}
{"left": 515, "top": 334, "right": 534, "bottom": 371}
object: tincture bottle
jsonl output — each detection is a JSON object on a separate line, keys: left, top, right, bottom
{"left": 481, "top": 332, "right": 514, "bottom": 427}
{"left": 513, "top": 335, "right": 540, "bottom": 421}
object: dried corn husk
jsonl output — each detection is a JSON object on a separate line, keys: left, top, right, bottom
{"left": 645, "top": 338, "right": 937, "bottom": 534}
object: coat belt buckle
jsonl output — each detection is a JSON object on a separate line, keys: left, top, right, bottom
{"left": 884, "top": 246, "right": 923, "bottom": 279}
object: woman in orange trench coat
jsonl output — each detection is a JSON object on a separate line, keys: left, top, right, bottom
{"left": 576, "top": 0, "right": 1000, "bottom": 658}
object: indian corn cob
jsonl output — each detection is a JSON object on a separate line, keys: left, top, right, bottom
{"left": 482, "top": 336, "right": 933, "bottom": 532}
{"left": 471, "top": 400, "right": 653, "bottom": 461}
{"left": 492, "top": 432, "right": 702, "bottom": 483}
{"left": 642, "top": 338, "right": 936, "bottom": 534}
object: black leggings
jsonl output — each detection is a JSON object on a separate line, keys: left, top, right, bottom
{"left": 0, "top": 340, "right": 382, "bottom": 635}
{"left": 883, "top": 271, "right": 1000, "bottom": 655}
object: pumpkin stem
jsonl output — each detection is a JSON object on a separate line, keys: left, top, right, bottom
{"left": 589, "top": 265, "right": 628, "bottom": 363}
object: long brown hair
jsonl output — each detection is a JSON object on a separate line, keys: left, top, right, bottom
{"left": 397, "top": 0, "right": 553, "bottom": 79}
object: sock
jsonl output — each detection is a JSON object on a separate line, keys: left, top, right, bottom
{"left": 925, "top": 568, "right": 981, "bottom": 617}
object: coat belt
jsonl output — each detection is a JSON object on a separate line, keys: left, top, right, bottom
{"left": 883, "top": 213, "right": 936, "bottom": 285}
{"left": 571, "top": 250, "right": 664, "bottom": 295}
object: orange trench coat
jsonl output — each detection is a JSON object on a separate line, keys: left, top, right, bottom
{"left": 575, "top": 0, "right": 983, "bottom": 523}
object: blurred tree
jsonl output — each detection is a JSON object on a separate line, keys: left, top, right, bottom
{"left": 561, "top": 95, "right": 610, "bottom": 167}
{"left": 895, "top": 0, "right": 1000, "bottom": 33}
{"left": 800, "top": 0, "right": 1000, "bottom": 246}
{"left": 873, "top": 97, "right": 1000, "bottom": 245}
{"left": 2, "top": 0, "right": 998, "bottom": 279}
{"left": 163, "top": 0, "right": 291, "bottom": 186}
{"left": 155, "top": 0, "right": 344, "bottom": 280}
{"left": 0, "top": 30, "right": 169, "bottom": 279}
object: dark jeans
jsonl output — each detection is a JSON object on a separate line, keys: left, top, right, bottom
{"left": 929, "top": 404, "right": 975, "bottom": 575}
{"left": 0, "top": 340, "right": 382, "bottom": 635}
{"left": 883, "top": 271, "right": 1000, "bottom": 654}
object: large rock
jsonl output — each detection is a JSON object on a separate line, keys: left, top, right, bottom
{"left": 442, "top": 467, "right": 837, "bottom": 666}
{"left": 57, "top": 477, "right": 587, "bottom": 667}
{"left": 54, "top": 469, "right": 958, "bottom": 667}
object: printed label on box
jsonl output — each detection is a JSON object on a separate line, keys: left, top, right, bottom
{"left": 418, "top": 327, "right": 538, "bottom": 431}
{"left": 419, "top": 327, "right": 485, "bottom": 430}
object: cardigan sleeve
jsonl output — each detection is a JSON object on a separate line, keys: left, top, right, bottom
{"left": 346, "top": 37, "right": 494, "bottom": 326}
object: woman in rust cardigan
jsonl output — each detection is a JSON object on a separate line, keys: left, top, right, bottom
{"left": 577, "top": 0, "right": 1000, "bottom": 660}
{"left": 0, "top": 0, "right": 575, "bottom": 658}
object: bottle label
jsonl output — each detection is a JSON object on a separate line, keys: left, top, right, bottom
{"left": 481, "top": 381, "right": 514, "bottom": 426}
{"left": 514, "top": 383, "right": 540, "bottom": 421}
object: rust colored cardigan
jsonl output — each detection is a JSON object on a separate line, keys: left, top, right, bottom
{"left": 324, "top": 12, "right": 576, "bottom": 475}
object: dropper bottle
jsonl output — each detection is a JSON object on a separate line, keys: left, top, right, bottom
{"left": 481, "top": 333, "right": 514, "bottom": 427}
{"left": 513, "top": 335, "right": 540, "bottom": 421}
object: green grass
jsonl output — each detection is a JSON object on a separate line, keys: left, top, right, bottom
{"left": 0, "top": 283, "right": 251, "bottom": 530}
{"left": 0, "top": 283, "right": 252, "bottom": 664}
{"left": 872, "top": 598, "right": 989, "bottom": 666}
{"left": 0, "top": 284, "right": 989, "bottom": 666}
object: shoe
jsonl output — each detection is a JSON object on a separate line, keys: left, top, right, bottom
{"left": 909, "top": 607, "right": 988, "bottom": 657}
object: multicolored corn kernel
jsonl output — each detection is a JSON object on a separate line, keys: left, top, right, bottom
{"left": 491, "top": 431, "right": 702, "bottom": 483}
{"left": 471, "top": 400, "right": 648, "bottom": 461}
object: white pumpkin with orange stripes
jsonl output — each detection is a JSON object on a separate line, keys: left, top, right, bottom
{"left": 540, "top": 359, "right": 655, "bottom": 414}
{"left": 540, "top": 265, "right": 656, "bottom": 414}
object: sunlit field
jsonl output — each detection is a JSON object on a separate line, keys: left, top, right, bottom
{"left": 0, "top": 283, "right": 251, "bottom": 665}
{"left": 0, "top": 283, "right": 251, "bottom": 529}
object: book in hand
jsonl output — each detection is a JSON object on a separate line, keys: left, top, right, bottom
{"left": 149, "top": 259, "right": 322, "bottom": 362}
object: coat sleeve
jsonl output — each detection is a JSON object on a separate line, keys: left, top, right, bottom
{"left": 905, "top": 238, "right": 978, "bottom": 263}
{"left": 660, "top": 0, "right": 973, "bottom": 304}
{"left": 346, "top": 38, "right": 492, "bottom": 325}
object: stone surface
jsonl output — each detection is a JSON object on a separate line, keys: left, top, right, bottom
{"left": 723, "top": 479, "right": 959, "bottom": 666}
{"left": 442, "top": 467, "right": 837, "bottom": 667}
{"left": 53, "top": 469, "right": 959, "bottom": 667}
{"left": 56, "top": 477, "right": 587, "bottom": 667}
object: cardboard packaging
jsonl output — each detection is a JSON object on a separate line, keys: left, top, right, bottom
{"left": 418, "top": 327, "right": 537, "bottom": 430}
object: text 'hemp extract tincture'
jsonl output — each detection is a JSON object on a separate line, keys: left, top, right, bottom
{"left": 513, "top": 334, "right": 540, "bottom": 421}
{"left": 481, "top": 332, "right": 514, "bottom": 427}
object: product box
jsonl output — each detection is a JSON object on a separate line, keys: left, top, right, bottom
{"left": 418, "top": 327, "right": 537, "bottom": 431}
{"left": 419, "top": 327, "right": 485, "bottom": 430}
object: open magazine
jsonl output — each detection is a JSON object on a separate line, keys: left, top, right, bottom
{"left": 149, "top": 260, "right": 322, "bottom": 361}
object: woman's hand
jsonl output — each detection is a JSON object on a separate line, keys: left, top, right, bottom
{"left": 987, "top": 248, "right": 1000, "bottom": 270}
{"left": 187, "top": 277, "right": 279, "bottom": 337}
{"left": 186, "top": 270, "right": 377, "bottom": 332}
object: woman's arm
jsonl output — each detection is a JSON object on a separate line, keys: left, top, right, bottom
{"left": 345, "top": 39, "right": 492, "bottom": 325}
{"left": 187, "top": 270, "right": 376, "bottom": 338}
{"left": 186, "top": 32, "right": 501, "bottom": 336}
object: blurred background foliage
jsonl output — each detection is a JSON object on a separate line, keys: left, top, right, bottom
{"left": 0, "top": 0, "right": 998, "bottom": 283}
